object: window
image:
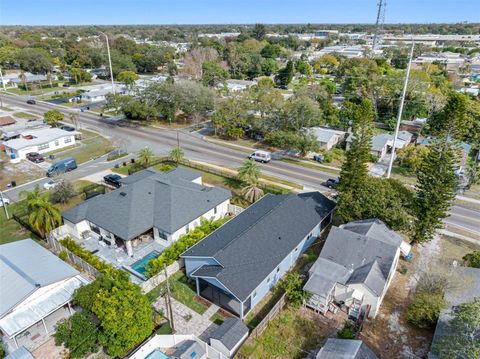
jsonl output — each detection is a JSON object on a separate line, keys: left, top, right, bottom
{"left": 295, "top": 247, "right": 299, "bottom": 252}
{"left": 38, "top": 143, "right": 49, "bottom": 150}
{"left": 64, "top": 137, "right": 72, "bottom": 144}
{"left": 307, "top": 232, "right": 313, "bottom": 240}
{"left": 253, "top": 291, "right": 257, "bottom": 298}
{"left": 267, "top": 276, "right": 270, "bottom": 283}
{"left": 157, "top": 230, "right": 167, "bottom": 240}
{"left": 54, "top": 140, "right": 59, "bottom": 146}
{"left": 214, "top": 206, "right": 217, "bottom": 215}
{"left": 185, "top": 224, "right": 190, "bottom": 233}
{"left": 276, "top": 266, "right": 280, "bottom": 273}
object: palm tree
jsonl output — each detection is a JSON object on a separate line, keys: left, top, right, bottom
{"left": 138, "top": 147, "right": 154, "bottom": 168}
{"left": 169, "top": 147, "right": 184, "bottom": 164}
{"left": 28, "top": 198, "right": 62, "bottom": 238}
{"left": 21, "top": 185, "right": 46, "bottom": 209}
{"left": 237, "top": 159, "right": 264, "bottom": 203}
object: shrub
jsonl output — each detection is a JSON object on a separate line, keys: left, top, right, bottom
{"left": 337, "top": 321, "right": 355, "bottom": 339}
{"left": 54, "top": 312, "right": 99, "bottom": 358}
{"left": 281, "top": 272, "right": 309, "bottom": 308}
{"left": 51, "top": 180, "right": 76, "bottom": 204}
{"left": 463, "top": 251, "right": 480, "bottom": 268}
{"left": 59, "top": 250, "right": 68, "bottom": 261}
{"left": 407, "top": 290, "right": 445, "bottom": 329}
{"left": 146, "top": 218, "right": 229, "bottom": 277}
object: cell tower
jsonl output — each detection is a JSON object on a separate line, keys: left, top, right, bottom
{"left": 371, "top": 0, "right": 387, "bottom": 55}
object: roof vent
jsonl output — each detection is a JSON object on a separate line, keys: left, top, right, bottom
{"left": 278, "top": 236, "right": 281, "bottom": 240}
{"left": 120, "top": 192, "right": 127, "bottom": 197}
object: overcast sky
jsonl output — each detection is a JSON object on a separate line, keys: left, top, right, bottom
{"left": 0, "top": 0, "right": 478, "bottom": 25}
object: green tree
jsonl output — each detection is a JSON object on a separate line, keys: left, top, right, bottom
{"left": 275, "top": 60, "right": 294, "bottom": 88}
{"left": 138, "top": 147, "right": 154, "bottom": 167}
{"left": 117, "top": 70, "right": 139, "bottom": 90}
{"left": 295, "top": 132, "right": 320, "bottom": 157}
{"left": 54, "top": 312, "right": 99, "bottom": 359}
{"left": 283, "top": 95, "right": 322, "bottom": 131}
{"left": 261, "top": 58, "right": 279, "bottom": 76}
{"left": 413, "top": 140, "right": 457, "bottom": 243}
{"left": 407, "top": 290, "right": 445, "bottom": 329}
{"left": 336, "top": 99, "right": 375, "bottom": 221}
{"left": 28, "top": 198, "right": 62, "bottom": 238}
{"left": 251, "top": 23, "right": 267, "bottom": 41}
{"left": 16, "top": 47, "right": 53, "bottom": 73}
{"left": 238, "top": 159, "right": 264, "bottom": 203}
{"left": 201, "top": 61, "right": 229, "bottom": 87}
{"left": 463, "top": 251, "right": 480, "bottom": 268}
{"left": 44, "top": 109, "right": 64, "bottom": 127}
{"left": 281, "top": 272, "right": 308, "bottom": 308}
{"left": 169, "top": 147, "right": 184, "bottom": 163}
{"left": 295, "top": 59, "right": 313, "bottom": 76}
{"left": 433, "top": 299, "right": 480, "bottom": 359}
{"left": 50, "top": 180, "right": 76, "bottom": 204}
{"left": 261, "top": 43, "right": 282, "bottom": 59}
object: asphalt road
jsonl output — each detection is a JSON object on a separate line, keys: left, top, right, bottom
{"left": 2, "top": 92, "right": 480, "bottom": 237}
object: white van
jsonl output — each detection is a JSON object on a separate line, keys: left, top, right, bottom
{"left": 248, "top": 150, "right": 271, "bottom": 163}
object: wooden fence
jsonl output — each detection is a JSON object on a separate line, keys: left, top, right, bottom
{"left": 46, "top": 235, "right": 101, "bottom": 277}
{"left": 249, "top": 293, "right": 287, "bottom": 338}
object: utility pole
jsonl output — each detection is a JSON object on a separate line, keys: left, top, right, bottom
{"left": 386, "top": 40, "right": 415, "bottom": 178}
{"left": 0, "top": 190, "right": 9, "bottom": 220}
{"left": 0, "top": 67, "right": 6, "bottom": 109}
{"left": 100, "top": 32, "right": 116, "bottom": 95}
{"left": 164, "top": 265, "right": 175, "bottom": 333}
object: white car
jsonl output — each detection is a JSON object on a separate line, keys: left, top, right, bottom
{"left": 0, "top": 197, "right": 10, "bottom": 207}
{"left": 43, "top": 180, "right": 61, "bottom": 190}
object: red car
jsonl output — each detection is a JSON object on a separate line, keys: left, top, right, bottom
{"left": 26, "top": 152, "right": 45, "bottom": 163}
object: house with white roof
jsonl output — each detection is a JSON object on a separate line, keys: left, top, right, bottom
{"left": 304, "top": 219, "right": 411, "bottom": 319}
{"left": 0, "top": 239, "right": 89, "bottom": 354}
{"left": 308, "top": 127, "right": 346, "bottom": 150}
{"left": 2, "top": 127, "right": 77, "bottom": 161}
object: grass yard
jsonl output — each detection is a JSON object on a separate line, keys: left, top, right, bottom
{"left": 8, "top": 86, "right": 66, "bottom": 96}
{"left": 156, "top": 322, "right": 173, "bottom": 334}
{"left": 240, "top": 307, "right": 331, "bottom": 359}
{"left": 0, "top": 208, "right": 33, "bottom": 244}
{"left": 12, "top": 112, "right": 38, "bottom": 119}
{"left": 209, "top": 309, "right": 232, "bottom": 325}
{"left": 147, "top": 271, "right": 210, "bottom": 315}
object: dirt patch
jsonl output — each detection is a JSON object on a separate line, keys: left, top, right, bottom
{"left": 359, "top": 258, "right": 433, "bottom": 359}
{"left": 32, "top": 337, "right": 66, "bottom": 359}
{"left": 0, "top": 153, "right": 44, "bottom": 188}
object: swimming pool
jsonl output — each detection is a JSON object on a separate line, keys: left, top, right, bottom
{"left": 130, "top": 251, "right": 160, "bottom": 276}
{"left": 146, "top": 350, "right": 170, "bottom": 359}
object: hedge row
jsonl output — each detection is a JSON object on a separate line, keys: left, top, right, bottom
{"left": 146, "top": 217, "right": 229, "bottom": 277}
{"left": 59, "top": 236, "right": 117, "bottom": 274}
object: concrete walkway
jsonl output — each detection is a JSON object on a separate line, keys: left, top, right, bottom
{"left": 154, "top": 296, "right": 220, "bottom": 337}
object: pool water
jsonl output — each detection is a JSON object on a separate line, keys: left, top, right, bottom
{"left": 146, "top": 350, "right": 170, "bottom": 359}
{"left": 130, "top": 251, "right": 160, "bottom": 275}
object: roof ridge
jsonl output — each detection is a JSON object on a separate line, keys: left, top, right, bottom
{"left": 212, "top": 194, "right": 293, "bottom": 258}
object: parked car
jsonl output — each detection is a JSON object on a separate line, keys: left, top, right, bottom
{"left": 26, "top": 152, "right": 45, "bottom": 163}
{"left": 61, "top": 125, "right": 75, "bottom": 132}
{"left": 313, "top": 154, "right": 324, "bottom": 162}
{"left": 46, "top": 157, "right": 77, "bottom": 177}
{"left": 0, "top": 197, "right": 10, "bottom": 207}
{"left": 248, "top": 150, "right": 271, "bottom": 163}
{"left": 43, "top": 179, "right": 62, "bottom": 190}
{"left": 323, "top": 178, "right": 339, "bottom": 189}
{"left": 103, "top": 174, "right": 123, "bottom": 188}
{"left": 26, "top": 99, "right": 36, "bottom": 105}
{"left": 62, "top": 82, "right": 71, "bottom": 87}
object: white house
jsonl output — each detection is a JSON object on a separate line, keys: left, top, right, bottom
{"left": 209, "top": 319, "right": 249, "bottom": 358}
{"left": 308, "top": 127, "right": 346, "bottom": 150}
{"left": 217, "top": 79, "right": 257, "bottom": 92}
{"left": 304, "top": 219, "right": 411, "bottom": 319}
{"left": 61, "top": 167, "right": 231, "bottom": 259}
{"left": 0, "top": 239, "right": 89, "bottom": 354}
{"left": 2, "top": 127, "right": 77, "bottom": 161}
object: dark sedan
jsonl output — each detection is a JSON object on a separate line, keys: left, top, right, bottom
{"left": 103, "top": 174, "right": 123, "bottom": 188}
{"left": 26, "top": 152, "right": 45, "bottom": 163}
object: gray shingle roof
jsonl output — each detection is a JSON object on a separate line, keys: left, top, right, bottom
{"left": 182, "top": 192, "right": 335, "bottom": 301}
{"left": 0, "top": 239, "right": 79, "bottom": 317}
{"left": 305, "top": 222, "right": 400, "bottom": 298}
{"left": 317, "top": 339, "right": 378, "bottom": 359}
{"left": 209, "top": 318, "right": 249, "bottom": 350}
{"left": 171, "top": 340, "right": 205, "bottom": 359}
{"left": 63, "top": 168, "right": 231, "bottom": 241}
{"left": 340, "top": 219, "right": 404, "bottom": 248}
{"left": 5, "top": 347, "right": 35, "bottom": 359}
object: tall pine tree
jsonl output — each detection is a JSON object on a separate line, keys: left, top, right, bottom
{"left": 336, "top": 99, "right": 375, "bottom": 220}
{"left": 413, "top": 140, "right": 457, "bottom": 242}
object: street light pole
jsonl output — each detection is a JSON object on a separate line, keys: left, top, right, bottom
{"left": 386, "top": 40, "right": 415, "bottom": 178}
{"left": 0, "top": 190, "right": 9, "bottom": 220}
{"left": 100, "top": 32, "right": 115, "bottom": 95}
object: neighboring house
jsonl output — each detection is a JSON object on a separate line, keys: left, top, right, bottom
{"left": 209, "top": 318, "right": 249, "bottom": 358}
{"left": 4, "top": 346, "right": 35, "bottom": 359}
{"left": 346, "top": 131, "right": 413, "bottom": 161}
{"left": 62, "top": 167, "right": 231, "bottom": 257}
{"left": 171, "top": 340, "right": 206, "bottom": 359}
{"left": 416, "top": 136, "right": 471, "bottom": 170}
{"left": 428, "top": 267, "right": 480, "bottom": 359}
{"left": 308, "top": 127, "right": 346, "bottom": 150}
{"left": 217, "top": 79, "right": 257, "bottom": 92}
{"left": 0, "top": 239, "right": 89, "bottom": 354}
{"left": 2, "top": 127, "right": 77, "bottom": 161}
{"left": 9, "top": 73, "right": 51, "bottom": 86}
{"left": 182, "top": 192, "right": 336, "bottom": 319}
{"left": 0, "top": 116, "right": 16, "bottom": 127}
{"left": 316, "top": 339, "right": 378, "bottom": 359}
{"left": 304, "top": 219, "right": 411, "bottom": 319}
